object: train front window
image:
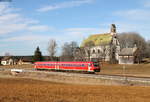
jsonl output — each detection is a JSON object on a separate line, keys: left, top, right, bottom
{"left": 93, "top": 63, "right": 99, "bottom": 67}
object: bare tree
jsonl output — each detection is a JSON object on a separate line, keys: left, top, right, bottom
{"left": 60, "top": 41, "right": 78, "bottom": 61}
{"left": 70, "top": 41, "right": 78, "bottom": 57}
{"left": 145, "top": 40, "right": 150, "bottom": 58}
{"left": 47, "top": 39, "right": 57, "bottom": 61}
{"left": 73, "top": 47, "right": 86, "bottom": 61}
{"left": 118, "top": 32, "right": 146, "bottom": 48}
{"left": 84, "top": 41, "right": 95, "bottom": 61}
{"left": 118, "top": 32, "right": 146, "bottom": 63}
{"left": 4, "top": 52, "right": 11, "bottom": 56}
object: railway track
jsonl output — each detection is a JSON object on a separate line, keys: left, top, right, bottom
{"left": 1, "top": 68, "right": 150, "bottom": 84}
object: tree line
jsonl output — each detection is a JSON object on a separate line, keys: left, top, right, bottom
{"left": 118, "top": 32, "right": 150, "bottom": 58}
{"left": 33, "top": 40, "right": 78, "bottom": 62}
{"left": 33, "top": 32, "right": 150, "bottom": 63}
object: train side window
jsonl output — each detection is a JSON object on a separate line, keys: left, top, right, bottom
{"left": 75, "top": 64, "right": 78, "bottom": 67}
{"left": 82, "top": 64, "right": 85, "bottom": 67}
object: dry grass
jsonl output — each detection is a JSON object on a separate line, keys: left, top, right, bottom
{"left": 0, "top": 78, "right": 150, "bottom": 102}
{"left": 0, "top": 64, "right": 33, "bottom": 69}
{"left": 100, "top": 63, "right": 150, "bottom": 77}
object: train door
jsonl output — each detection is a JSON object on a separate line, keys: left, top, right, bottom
{"left": 88, "top": 63, "right": 91, "bottom": 71}
{"left": 55, "top": 62, "right": 59, "bottom": 70}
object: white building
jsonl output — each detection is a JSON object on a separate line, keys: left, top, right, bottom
{"left": 118, "top": 46, "right": 138, "bottom": 64}
{"left": 75, "top": 24, "right": 120, "bottom": 62}
{"left": 1, "top": 56, "right": 14, "bottom": 65}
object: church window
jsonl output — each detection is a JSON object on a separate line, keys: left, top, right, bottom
{"left": 93, "top": 50, "right": 95, "bottom": 53}
{"left": 98, "top": 49, "right": 100, "bottom": 53}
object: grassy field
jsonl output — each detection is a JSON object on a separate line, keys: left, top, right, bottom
{"left": 100, "top": 63, "right": 150, "bottom": 77}
{"left": 0, "top": 78, "right": 150, "bottom": 102}
{"left": 0, "top": 64, "right": 33, "bottom": 69}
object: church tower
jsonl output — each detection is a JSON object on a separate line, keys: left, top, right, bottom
{"left": 110, "top": 24, "right": 117, "bottom": 36}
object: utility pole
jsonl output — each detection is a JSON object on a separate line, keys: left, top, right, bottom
{"left": 123, "top": 59, "right": 128, "bottom": 84}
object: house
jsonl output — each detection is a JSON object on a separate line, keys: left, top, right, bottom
{"left": 1, "top": 56, "right": 34, "bottom": 65}
{"left": 75, "top": 24, "right": 120, "bottom": 62}
{"left": 18, "top": 56, "right": 33, "bottom": 65}
{"left": 0, "top": 56, "right": 3, "bottom": 65}
{"left": 118, "top": 45, "right": 138, "bottom": 64}
{"left": 1, "top": 56, "right": 18, "bottom": 65}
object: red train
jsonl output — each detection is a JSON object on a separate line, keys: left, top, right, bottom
{"left": 34, "top": 61, "right": 100, "bottom": 73}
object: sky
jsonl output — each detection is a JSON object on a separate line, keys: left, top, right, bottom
{"left": 0, "top": 0, "right": 150, "bottom": 56}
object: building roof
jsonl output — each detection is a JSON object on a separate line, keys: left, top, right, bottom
{"left": 119, "top": 47, "right": 137, "bottom": 56}
{"left": 1, "top": 56, "right": 12, "bottom": 61}
{"left": 0, "top": 56, "right": 33, "bottom": 62}
{"left": 19, "top": 56, "right": 33, "bottom": 62}
{"left": 81, "top": 33, "right": 112, "bottom": 47}
{"left": 0, "top": 56, "right": 3, "bottom": 60}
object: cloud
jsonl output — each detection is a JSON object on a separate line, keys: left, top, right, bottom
{"left": 65, "top": 28, "right": 100, "bottom": 39}
{"left": 0, "top": 3, "right": 11, "bottom": 14}
{"left": 0, "top": 13, "right": 21, "bottom": 23}
{"left": 0, "top": 3, "right": 52, "bottom": 35}
{"left": 2, "top": 27, "right": 101, "bottom": 45}
{"left": 0, "top": 24, "right": 27, "bottom": 35}
{"left": 28, "top": 25, "right": 52, "bottom": 32}
{"left": 143, "top": 0, "right": 150, "bottom": 8}
{"left": 3, "top": 34, "right": 49, "bottom": 42}
{"left": 113, "top": 5, "right": 150, "bottom": 40}
{"left": 115, "top": 9, "right": 150, "bottom": 21}
{"left": 0, "top": 26, "right": 115, "bottom": 56}
{"left": 55, "top": 27, "right": 108, "bottom": 45}
{"left": 106, "top": 21, "right": 150, "bottom": 40}
{"left": 37, "top": 0, "right": 95, "bottom": 12}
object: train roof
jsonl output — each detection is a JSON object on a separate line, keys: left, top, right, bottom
{"left": 35, "top": 61, "right": 93, "bottom": 64}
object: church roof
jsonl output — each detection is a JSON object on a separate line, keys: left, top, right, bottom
{"left": 119, "top": 47, "right": 138, "bottom": 56}
{"left": 81, "top": 33, "right": 112, "bottom": 47}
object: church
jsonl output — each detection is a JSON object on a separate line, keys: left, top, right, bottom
{"left": 74, "top": 24, "right": 120, "bottom": 63}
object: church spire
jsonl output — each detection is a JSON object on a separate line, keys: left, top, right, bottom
{"left": 110, "top": 24, "right": 116, "bottom": 35}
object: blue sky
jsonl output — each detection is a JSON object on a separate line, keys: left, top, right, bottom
{"left": 0, "top": 0, "right": 150, "bottom": 56}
